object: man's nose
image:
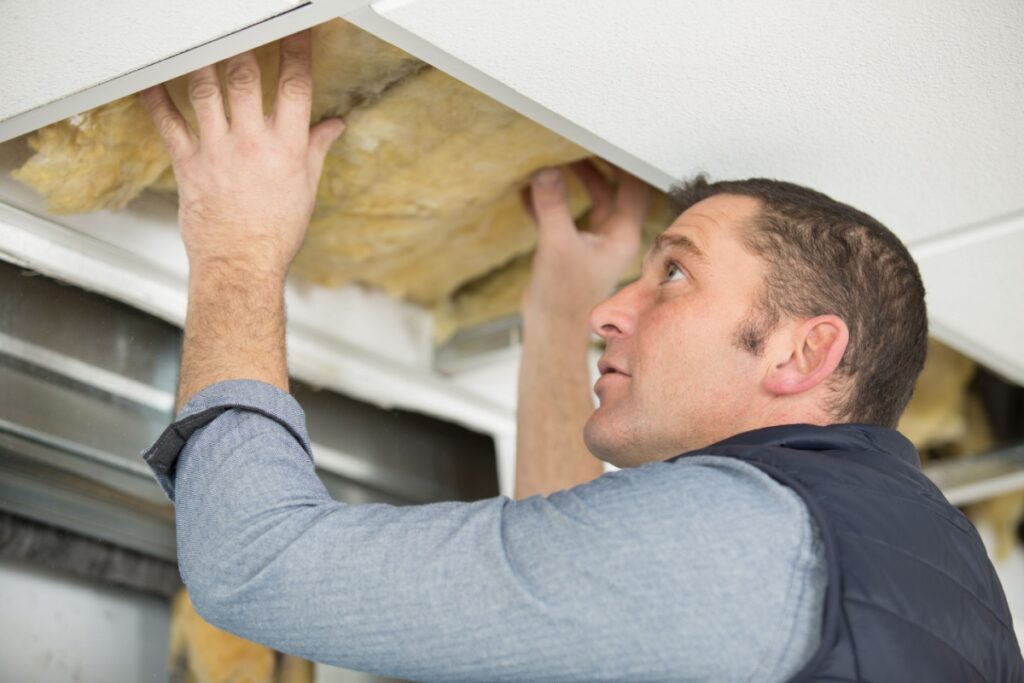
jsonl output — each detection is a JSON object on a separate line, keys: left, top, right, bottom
{"left": 590, "top": 280, "right": 641, "bottom": 340}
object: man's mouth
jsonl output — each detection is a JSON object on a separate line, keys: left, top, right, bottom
{"left": 597, "top": 359, "right": 630, "bottom": 377}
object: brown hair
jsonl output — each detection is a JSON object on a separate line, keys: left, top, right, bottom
{"left": 668, "top": 175, "right": 928, "bottom": 428}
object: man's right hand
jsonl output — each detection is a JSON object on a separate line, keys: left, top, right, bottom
{"left": 521, "top": 161, "right": 650, "bottom": 328}
{"left": 140, "top": 30, "right": 344, "bottom": 280}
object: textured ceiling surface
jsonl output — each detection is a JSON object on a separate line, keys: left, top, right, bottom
{"left": 9, "top": 19, "right": 672, "bottom": 340}
{"left": 0, "top": 0, "right": 297, "bottom": 123}
{"left": 377, "top": 0, "right": 1024, "bottom": 246}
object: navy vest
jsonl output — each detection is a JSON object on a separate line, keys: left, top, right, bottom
{"left": 668, "top": 424, "right": 1023, "bottom": 682}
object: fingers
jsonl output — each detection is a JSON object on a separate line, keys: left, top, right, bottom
{"left": 599, "top": 169, "right": 650, "bottom": 246}
{"left": 569, "top": 159, "right": 613, "bottom": 218}
{"left": 223, "top": 50, "right": 264, "bottom": 132}
{"left": 307, "top": 117, "right": 346, "bottom": 177}
{"left": 273, "top": 30, "right": 315, "bottom": 139}
{"left": 528, "top": 167, "right": 578, "bottom": 241}
{"left": 563, "top": 160, "right": 650, "bottom": 242}
{"left": 139, "top": 84, "right": 197, "bottom": 162}
{"left": 614, "top": 170, "right": 651, "bottom": 226}
{"left": 186, "top": 64, "right": 227, "bottom": 140}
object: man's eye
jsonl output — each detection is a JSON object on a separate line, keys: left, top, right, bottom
{"left": 664, "top": 262, "right": 687, "bottom": 282}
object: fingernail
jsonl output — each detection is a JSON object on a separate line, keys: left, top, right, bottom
{"left": 532, "top": 168, "right": 562, "bottom": 185}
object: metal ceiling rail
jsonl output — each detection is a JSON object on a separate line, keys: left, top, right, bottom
{"left": 923, "top": 444, "right": 1024, "bottom": 508}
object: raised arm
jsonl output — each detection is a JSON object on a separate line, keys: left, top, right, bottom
{"left": 514, "top": 163, "right": 649, "bottom": 498}
{"left": 139, "top": 30, "right": 344, "bottom": 411}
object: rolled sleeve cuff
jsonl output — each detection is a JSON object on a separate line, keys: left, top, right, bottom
{"left": 141, "top": 379, "right": 313, "bottom": 502}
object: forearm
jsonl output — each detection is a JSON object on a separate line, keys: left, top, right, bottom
{"left": 512, "top": 162, "right": 647, "bottom": 498}
{"left": 514, "top": 313, "right": 604, "bottom": 498}
{"left": 140, "top": 30, "right": 342, "bottom": 415}
{"left": 177, "top": 263, "right": 289, "bottom": 412}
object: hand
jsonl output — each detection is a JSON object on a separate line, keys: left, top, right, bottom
{"left": 521, "top": 161, "right": 650, "bottom": 326}
{"left": 139, "top": 30, "right": 345, "bottom": 279}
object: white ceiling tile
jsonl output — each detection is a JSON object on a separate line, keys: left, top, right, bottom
{"left": 0, "top": 0, "right": 301, "bottom": 122}
{"left": 374, "top": 0, "right": 1024, "bottom": 246}
{"left": 914, "top": 210, "right": 1024, "bottom": 384}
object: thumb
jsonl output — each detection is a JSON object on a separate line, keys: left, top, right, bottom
{"left": 307, "top": 117, "right": 346, "bottom": 172}
{"left": 529, "top": 167, "right": 577, "bottom": 242}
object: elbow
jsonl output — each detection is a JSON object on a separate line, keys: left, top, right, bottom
{"left": 182, "top": 580, "right": 226, "bottom": 631}
{"left": 175, "top": 522, "right": 257, "bottom": 635}
{"left": 175, "top": 503, "right": 330, "bottom": 639}
{"left": 181, "top": 562, "right": 264, "bottom": 642}
{"left": 178, "top": 552, "right": 235, "bottom": 631}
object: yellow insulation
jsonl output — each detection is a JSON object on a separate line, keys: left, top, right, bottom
{"left": 11, "top": 19, "right": 673, "bottom": 340}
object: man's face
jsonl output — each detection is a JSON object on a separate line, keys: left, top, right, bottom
{"left": 584, "top": 193, "right": 771, "bottom": 467}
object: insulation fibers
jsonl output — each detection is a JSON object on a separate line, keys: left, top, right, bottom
{"left": 11, "top": 19, "right": 673, "bottom": 340}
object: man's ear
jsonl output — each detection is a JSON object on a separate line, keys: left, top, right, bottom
{"left": 763, "top": 315, "right": 849, "bottom": 396}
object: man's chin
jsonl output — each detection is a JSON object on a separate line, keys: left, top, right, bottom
{"left": 583, "top": 414, "right": 637, "bottom": 468}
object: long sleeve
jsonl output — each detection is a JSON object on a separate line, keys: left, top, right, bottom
{"left": 142, "top": 380, "right": 825, "bottom": 683}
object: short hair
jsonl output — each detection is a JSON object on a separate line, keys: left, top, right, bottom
{"left": 668, "top": 175, "right": 928, "bottom": 428}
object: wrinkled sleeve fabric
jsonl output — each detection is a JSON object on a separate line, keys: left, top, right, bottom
{"left": 142, "top": 379, "right": 824, "bottom": 683}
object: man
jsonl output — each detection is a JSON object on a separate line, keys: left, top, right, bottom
{"left": 140, "top": 31, "right": 1023, "bottom": 682}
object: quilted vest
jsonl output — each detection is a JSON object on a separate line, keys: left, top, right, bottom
{"left": 667, "top": 423, "right": 1023, "bottom": 682}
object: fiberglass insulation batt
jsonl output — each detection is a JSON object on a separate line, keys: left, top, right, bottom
{"left": 12, "top": 19, "right": 671, "bottom": 340}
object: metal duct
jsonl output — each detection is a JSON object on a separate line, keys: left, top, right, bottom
{"left": 0, "top": 260, "right": 499, "bottom": 573}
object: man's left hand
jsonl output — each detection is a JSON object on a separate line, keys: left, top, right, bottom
{"left": 140, "top": 29, "right": 345, "bottom": 279}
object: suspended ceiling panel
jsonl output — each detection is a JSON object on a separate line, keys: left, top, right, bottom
{"left": 915, "top": 213, "right": 1024, "bottom": 383}
{"left": 0, "top": 0, "right": 369, "bottom": 141}
{"left": 358, "top": 0, "right": 1024, "bottom": 383}
{"left": 0, "top": 0, "right": 304, "bottom": 122}
{"left": 370, "top": 0, "right": 1024, "bottom": 245}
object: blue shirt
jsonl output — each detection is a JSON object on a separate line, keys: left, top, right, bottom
{"left": 143, "top": 379, "right": 826, "bottom": 682}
